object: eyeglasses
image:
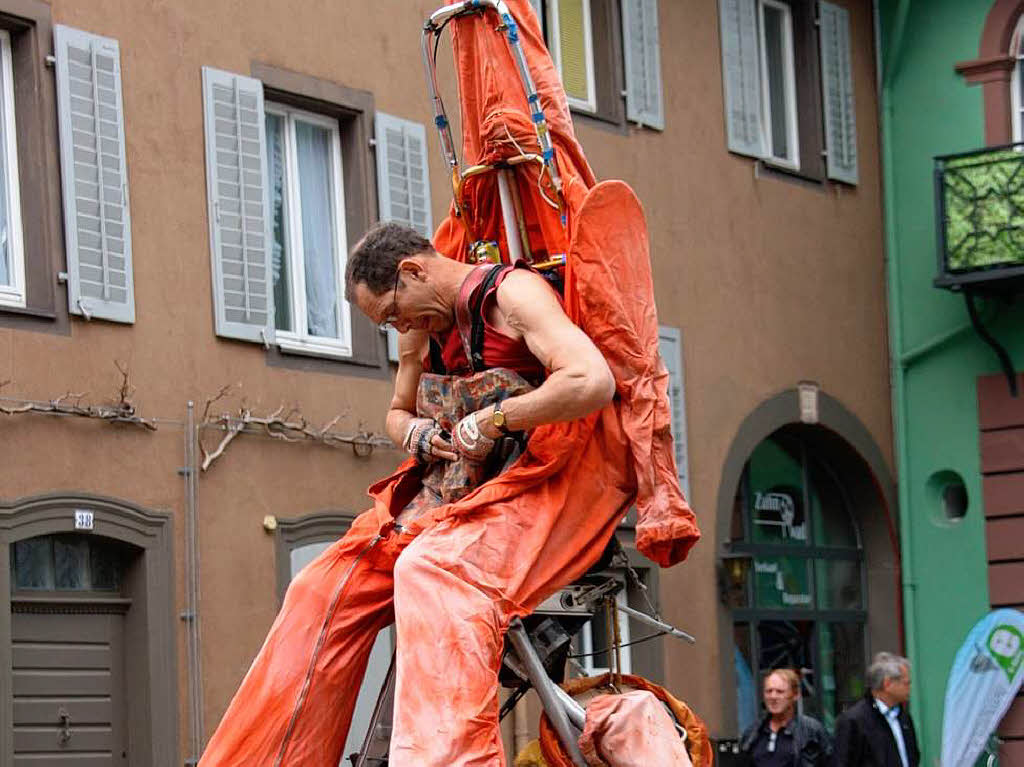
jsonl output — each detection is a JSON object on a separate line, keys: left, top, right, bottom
{"left": 378, "top": 269, "right": 402, "bottom": 332}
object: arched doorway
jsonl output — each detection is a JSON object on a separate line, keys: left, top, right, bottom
{"left": 724, "top": 426, "right": 868, "bottom": 732}
{"left": 716, "top": 389, "right": 900, "bottom": 736}
{"left": 10, "top": 533, "right": 136, "bottom": 762}
{"left": 0, "top": 494, "right": 177, "bottom": 765}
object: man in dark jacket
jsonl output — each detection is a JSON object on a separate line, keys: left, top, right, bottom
{"left": 833, "top": 652, "right": 920, "bottom": 767}
{"left": 740, "top": 669, "right": 832, "bottom": 766}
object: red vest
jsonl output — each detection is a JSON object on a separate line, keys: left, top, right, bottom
{"left": 427, "top": 264, "right": 547, "bottom": 384}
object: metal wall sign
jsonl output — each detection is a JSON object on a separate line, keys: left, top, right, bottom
{"left": 941, "top": 608, "right": 1024, "bottom": 767}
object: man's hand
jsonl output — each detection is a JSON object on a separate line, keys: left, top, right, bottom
{"left": 451, "top": 412, "right": 497, "bottom": 461}
{"left": 403, "top": 417, "right": 458, "bottom": 463}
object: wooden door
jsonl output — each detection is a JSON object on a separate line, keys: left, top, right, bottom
{"left": 11, "top": 607, "right": 127, "bottom": 766}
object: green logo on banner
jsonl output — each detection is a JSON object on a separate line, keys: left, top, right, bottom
{"left": 987, "top": 624, "right": 1023, "bottom": 683}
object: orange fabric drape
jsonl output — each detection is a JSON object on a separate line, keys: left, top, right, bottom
{"left": 430, "top": 0, "right": 700, "bottom": 568}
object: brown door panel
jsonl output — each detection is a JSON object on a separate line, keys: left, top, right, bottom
{"left": 11, "top": 610, "right": 125, "bottom": 764}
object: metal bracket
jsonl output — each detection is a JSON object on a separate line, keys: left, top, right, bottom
{"left": 965, "top": 291, "right": 1018, "bottom": 397}
{"left": 76, "top": 298, "right": 93, "bottom": 321}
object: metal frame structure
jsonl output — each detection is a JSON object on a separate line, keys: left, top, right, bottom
{"left": 934, "top": 142, "right": 1024, "bottom": 293}
{"left": 421, "top": 0, "right": 569, "bottom": 268}
{"left": 933, "top": 142, "right": 1024, "bottom": 393}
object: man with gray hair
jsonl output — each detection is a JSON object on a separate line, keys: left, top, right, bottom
{"left": 833, "top": 652, "right": 920, "bottom": 767}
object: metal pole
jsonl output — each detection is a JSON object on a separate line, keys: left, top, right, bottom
{"left": 183, "top": 401, "right": 204, "bottom": 760}
{"left": 497, "top": 170, "right": 524, "bottom": 262}
{"left": 617, "top": 604, "right": 696, "bottom": 643}
{"left": 506, "top": 619, "right": 587, "bottom": 767}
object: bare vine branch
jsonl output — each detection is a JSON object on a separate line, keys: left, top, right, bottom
{"left": 198, "top": 390, "right": 391, "bottom": 472}
{"left": 0, "top": 363, "right": 157, "bottom": 430}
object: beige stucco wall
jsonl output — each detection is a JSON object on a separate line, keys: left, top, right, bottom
{"left": 0, "top": 0, "right": 892, "bottom": 756}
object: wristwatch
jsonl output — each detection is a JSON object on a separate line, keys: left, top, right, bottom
{"left": 491, "top": 397, "right": 512, "bottom": 435}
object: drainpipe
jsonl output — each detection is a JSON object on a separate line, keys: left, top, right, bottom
{"left": 183, "top": 401, "right": 205, "bottom": 763}
{"left": 875, "top": 0, "right": 922, "bottom": 733}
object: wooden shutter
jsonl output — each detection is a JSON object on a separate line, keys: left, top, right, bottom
{"left": 658, "top": 326, "right": 690, "bottom": 499}
{"left": 819, "top": 1, "right": 858, "bottom": 184}
{"left": 54, "top": 25, "right": 135, "bottom": 323}
{"left": 622, "top": 0, "right": 664, "bottom": 129}
{"left": 718, "top": 0, "right": 763, "bottom": 158}
{"left": 201, "top": 66, "right": 274, "bottom": 343}
{"left": 375, "top": 112, "right": 432, "bottom": 237}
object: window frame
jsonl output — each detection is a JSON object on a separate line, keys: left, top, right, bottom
{"left": 0, "top": 1, "right": 66, "bottom": 331}
{"left": 757, "top": 0, "right": 800, "bottom": 170}
{"left": 252, "top": 64, "right": 386, "bottom": 377}
{"left": 264, "top": 101, "right": 353, "bottom": 360}
{"left": 548, "top": 0, "right": 599, "bottom": 114}
{"left": 1011, "top": 14, "right": 1024, "bottom": 143}
{"left": 0, "top": 28, "right": 23, "bottom": 309}
{"left": 534, "top": 0, "right": 628, "bottom": 127}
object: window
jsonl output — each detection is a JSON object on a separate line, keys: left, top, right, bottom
{"left": 757, "top": 1, "right": 799, "bottom": 168}
{"left": 530, "top": 0, "right": 664, "bottom": 129}
{"left": 0, "top": 29, "right": 23, "bottom": 310}
{"left": 659, "top": 326, "right": 690, "bottom": 499}
{"left": 12, "top": 533, "right": 127, "bottom": 591}
{"left": 0, "top": 6, "right": 66, "bottom": 330}
{"left": 265, "top": 104, "right": 351, "bottom": 359}
{"left": 546, "top": 0, "right": 598, "bottom": 113}
{"left": 203, "top": 64, "right": 400, "bottom": 372}
{"left": 724, "top": 428, "right": 866, "bottom": 732}
{"left": 719, "top": 0, "right": 858, "bottom": 183}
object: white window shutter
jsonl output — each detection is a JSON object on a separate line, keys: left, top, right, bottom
{"left": 374, "top": 113, "right": 433, "bottom": 238}
{"left": 375, "top": 113, "right": 431, "bottom": 364}
{"left": 658, "top": 326, "right": 690, "bottom": 499}
{"left": 819, "top": 1, "right": 858, "bottom": 184}
{"left": 622, "top": 0, "right": 664, "bottom": 130}
{"left": 201, "top": 66, "right": 274, "bottom": 343}
{"left": 54, "top": 26, "right": 135, "bottom": 323}
{"left": 718, "top": 0, "right": 763, "bottom": 158}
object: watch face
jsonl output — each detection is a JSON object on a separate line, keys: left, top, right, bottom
{"left": 493, "top": 409, "right": 506, "bottom": 427}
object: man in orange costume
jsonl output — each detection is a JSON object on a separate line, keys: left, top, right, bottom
{"left": 200, "top": 2, "right": 700, "bottom": 765}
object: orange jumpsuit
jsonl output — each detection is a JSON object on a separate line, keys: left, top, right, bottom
{"left": 200, "top": 405, "right": 634, "bottom": 766}
{"left": 199, "top": 2, "right": 700, "bottom": 764}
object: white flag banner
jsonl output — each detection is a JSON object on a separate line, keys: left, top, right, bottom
{"left": 941, "top": 608, "right": 1024, "bottom": 767}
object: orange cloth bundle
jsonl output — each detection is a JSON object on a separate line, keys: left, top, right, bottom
{"left": 540, "top": 674, "right": 714, "bottom": 767}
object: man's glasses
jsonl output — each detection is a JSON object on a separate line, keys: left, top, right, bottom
{"left": 378, "top": 270, "right": 402, "bottom": 332}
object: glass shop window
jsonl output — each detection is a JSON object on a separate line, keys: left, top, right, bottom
{"left": 724, "top": 428, "right": 866, "bottom": 733}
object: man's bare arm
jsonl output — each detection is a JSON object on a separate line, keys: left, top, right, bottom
{"left": 475, "top": 270, "right": 614, "bottom": 437}
{"left": 386, "top": 329, "right": 457, "bottom": 460}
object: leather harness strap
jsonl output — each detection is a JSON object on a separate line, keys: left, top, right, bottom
{"left": 455, "top": 264, "right": 507, "bottom": 373}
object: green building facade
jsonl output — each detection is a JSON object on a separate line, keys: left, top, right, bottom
{"left": 878, "top": 0, "right": 1024, "bottom": 762}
